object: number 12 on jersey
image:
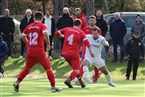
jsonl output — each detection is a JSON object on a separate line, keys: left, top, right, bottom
{"left": 29, "top": 32, "right": 38, "bottom": 45}
{"left": 67, "top": 34, "right": 74, "bottom": 45}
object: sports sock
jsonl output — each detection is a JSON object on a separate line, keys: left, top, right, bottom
{"left": 17, "top": 68, "right": 29, "bottom": 84}
{"left": 105, "top": 74, "right": 112, "bottom": 83}
{"left": 94, "top": 67, "right": 100, "bottom": 78}
{"left": 83, "top": 66, "right": 91, "bottom": 81}
{"left": 67, "top": 70, "right": 78, "bottom": 82}
{"left": 46, "top": 70, "right": 55, "bottom": 87}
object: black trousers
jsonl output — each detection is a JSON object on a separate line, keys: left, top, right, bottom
{"left": 20, "top": 39, "right": 26, "bottom": 56}
{"left": 2, "top": 35, "right": 13, "bottom": 56}
{"left": 126, "top": 58, "right": 139, "bottom": 79}
{"left": 112, "top": 39, "right": 124, "bottom": 60}
{"left": 44, "top": 35, "right": 53, "bottom": 56}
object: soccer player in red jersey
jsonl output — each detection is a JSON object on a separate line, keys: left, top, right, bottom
{"left": 13, "top": 11, "right": 62, "bottom": 93}
{"left": 82, "top": 15, "right": 102, "bottom": 83}
{"left": 55, "top": 19, "right": 94, "bottom": 88}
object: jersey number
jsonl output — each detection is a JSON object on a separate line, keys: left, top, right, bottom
{"left": 67, "top": 34, "right": 74, "bottom": 45}
{"left": 29, "top": 32, "right": 38, "bottom": 45}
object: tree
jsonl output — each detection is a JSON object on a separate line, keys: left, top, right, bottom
{"left": 103, "top": 0, "right": 109, "bottom": 14}
{"left": 1, "top": 0, "right": 8, "bottom": 14}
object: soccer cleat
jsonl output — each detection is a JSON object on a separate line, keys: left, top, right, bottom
{"left": 13, "top": 81, "right": 19, "bottom": 92}
{"left": 64, "top": 80, "right": 73, "bottom": 88}
{"left": 108, "top": 82, "right": 117, "bottom": 87}
{"left": 80, "top": 82, "right": 86, "bottom": 88}
{"left": 51, "top": 87, "right": 62, "bottom": 93}
{"left": 49, "top": 56, "right": 53, "bottom": 60}
{"left": 60, "top": 57, "right": 64, "bottom": 61}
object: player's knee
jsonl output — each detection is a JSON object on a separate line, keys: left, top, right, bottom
{"left": 82, "top": 60, "right": 90, "bottom": 66}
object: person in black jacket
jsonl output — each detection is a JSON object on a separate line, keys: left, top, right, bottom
{"left": 125, "top": 32, "right": 144, "bottom": 80}
{"left": 43, "top": 10, "right": 55, "bottom": 60}
{"left": 56, "top": 7, "right": 73, "bottom": 60}
{"left": 95, "top": 9, "right": 108, "bottom": 61}
{"left": 110, "top": 12, "right": 127, "bottom": 62}
{"left": 0, "top": 36, "right": 9, "bottom": 76}
{"left": 0, "top": 9, "right": 15, "bottom": 58}
{"left": 18, "top": 9, "right": 34, "bottom": 59}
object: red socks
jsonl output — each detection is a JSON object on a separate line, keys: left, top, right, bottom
{"left": 46, "top": 70, "right": 55, "bottom": 87}
{"left": 94, "top": 66, "right": 100, "bottom": 78}
{"left": 67, "top": 70, "right": 78, "bottom": 82}
{"left": 17, "top": 68, "right": 29, "bottom": 84}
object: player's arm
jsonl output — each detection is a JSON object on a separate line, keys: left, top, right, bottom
{"left": 102, "top": 39, "right": 109, "bottom": 47}
{"left": 43, "top": 31, "right": 50, "bottom": 51}
{"left": 55, "top": 28, "right": 65, "bottom": 38}
{"left": 21, "top": 27, "right": 28, "bottom": 45}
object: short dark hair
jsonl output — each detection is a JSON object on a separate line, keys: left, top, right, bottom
{"left": 93, "top": 27, "right": 100, "bottom": 33}
{"left": 34, "top": 11, "right": 43, "bottom": 20}
{"left": 74, "top": 19, "right": 82, "bottom": 26}
{"left": 136, "top": 14, "right": 142, "bottom": 18}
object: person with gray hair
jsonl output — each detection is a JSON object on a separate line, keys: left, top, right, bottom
{"left": 131, "top": 14, "right": 145, "bottom": 40}
{"left": 18, "top": 9, "right": 34, "bottom": 59}
{"left": 110, "top": 12, "right": 127, "bottom": 62}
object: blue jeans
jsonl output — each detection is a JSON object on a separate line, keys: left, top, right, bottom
{"left": 101, "top": 45, "right": 106, "bottom": 61}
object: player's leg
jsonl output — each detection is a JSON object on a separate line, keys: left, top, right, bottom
{"left": 82, "top": 58, "right": 92, "bottom": 84}
{"left": 126, "top": 58, "right": 132, "bottom": 80}
{"left": 96, "top": 58, "right": 116, "bottom": 87}
{"left": 132, "top": 60, "right": 139, "bottom": 80}
{"left": 13, "top": 56, "right": 36, "bottom": 92}
{"left": 39, "top": 57, "right": 62, "bottom": 92}
{"left": 92, "top": 66, "right": 100, "bottom": 83}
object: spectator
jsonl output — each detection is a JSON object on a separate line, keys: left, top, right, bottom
{"left": 0, "top": 9, "right": 15, "bottom": 58}
{"left": 95, "top": 9, "right": 108, "bottom": 61}
{"left": 0, "top": 36, "right": 9, "bottom": 76}
{"left": 18, "top": 9, "right": 34, "bottom": 59}
{"left": 43, "top": 10, "right": 55, "bottom": 60}
{"left": 131, "top": 14, "right": 145, "bottom": 40}
{"left": 56, "top": 7, "right": 73, "bottom": 60}
{"left": 74, "top": 8, "right": 88, "bottom": 29}
{"left": 110, "top": 12, "right": 127, "bottom": 62}
{"left": 125, "top": 32, "right": 144, "bottom": 80}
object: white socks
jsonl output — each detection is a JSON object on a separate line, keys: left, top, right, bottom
{"left": 83, "top": 66, "right": 92, "bottom": 83}
{"left": 105, "top": 74, "right": 112, "bottom": 83}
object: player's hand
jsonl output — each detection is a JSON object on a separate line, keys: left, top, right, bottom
{"left": 90, "top": 52, "right": 94, "bottom": 58}
{"left": 46, "top": 45, "right": 50, "bottom": 51}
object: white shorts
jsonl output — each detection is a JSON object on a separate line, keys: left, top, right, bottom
{"left": 84, "top": 57, "right": 105, "bottom": 68}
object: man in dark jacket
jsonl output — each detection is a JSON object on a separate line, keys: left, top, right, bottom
{"left": 18, "top": 9, "right": 34, "bottom": 59}
{"left": 131, "top": 14, "right": 145, "bottom": 40}
{"left": 43, "top": 10, "right": 55, "bottom": 60}
{"left": 110, "top": 12, "right": 127, "bottom": 62}
{"left": 0, "top": 9, "right": 15, "bottom": 58}
{"left": 125, "top": 32, "right": 144, "bottom": 80}
{"left": 0, "top": 36, "right": 9, "bottom": 76}
{"left": 56, "top": 7, "right": 73, "bottom": 60}
{"left": 95, "top": 9, "right": 108, "bottom": 61}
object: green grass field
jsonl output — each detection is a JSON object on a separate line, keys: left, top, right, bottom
{"left": 0, "top": 58, "right": 145, "bottom": 97}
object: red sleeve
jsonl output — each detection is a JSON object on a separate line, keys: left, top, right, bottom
{"left": 55, "top": 28, "right": 66, "bottom": 37}
{"left": 81, "top": 31, "right": 91, "bottom": 47}
{"left": 42, "top": 24, "right": 48, "bottom": 34}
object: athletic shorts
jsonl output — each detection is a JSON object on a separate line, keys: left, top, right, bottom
{"left": 84, "top": 56, "right": 105, "bottom": 68}
{"left": 63, "top": 54, "right": 80, "bottom": 70}
{"left": 25, "top": 55, "right": 51, "bottom": 70}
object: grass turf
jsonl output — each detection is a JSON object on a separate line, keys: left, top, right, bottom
{"left": 0, "top": 58, "right": 145, "bottom": 97}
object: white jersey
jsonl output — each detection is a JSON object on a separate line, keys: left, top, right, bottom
{"left": 85, "top": 35, "right": 105, "bottom": 58}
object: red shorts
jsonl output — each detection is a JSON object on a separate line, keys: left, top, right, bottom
{"left": 63, "top": 54, "right": 80, "bottom": 70}
{"left": 25, "top": 55, "right": 51, "bottom": 70}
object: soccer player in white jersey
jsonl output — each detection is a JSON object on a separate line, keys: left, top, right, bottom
{"left": 82, "top": 28, "right": 116, "bottom": 87}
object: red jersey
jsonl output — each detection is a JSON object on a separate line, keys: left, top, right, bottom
{"left": 55, "top": 27, "right": 90, "bottom": 55}
{"left": 22, "top": 21, "right": 48, "bottom": 57}
{"left": 82, "top": 25, "right": 102, "bottom": 35}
